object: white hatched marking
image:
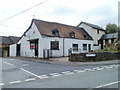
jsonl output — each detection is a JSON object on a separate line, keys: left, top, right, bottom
{"left": 25, "top": 78, "right": 36, "bottom": 82}
{"left": 9, "top": 81, "right": 21, "bottom": 84}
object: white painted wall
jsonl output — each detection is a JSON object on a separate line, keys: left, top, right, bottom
{"left": 64, "top": 38, "right": 93, "bottom": 56}
{"left": 15, "top": 22, "right": 42, "bottom": 57}
{"left": 10, "top": 44, "right": 16, "bottom": 57}
{"left": 10, "top": 22, "right": 94, "bottom": 58}
{"left": 39, "top": 37, "right": 93, "bottom": 57}
{"left": 40, "top": 37, "right": 64, "bottom": 57}
{"left": 79, "top": 23, "right": 105, "bottom": 45}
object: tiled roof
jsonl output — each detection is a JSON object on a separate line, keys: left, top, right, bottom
{"left": 78, "top": 22, "right": 105, "bottom": 31}
{"left": 100, "top": 33, "right": 118, "bottom": 40}
{"left": 0, "top": 36, "right": 20, "bottom": 45}
{"left": 9, "top": 36, "right": 20, "bottom": 44}
{"left": 32, "top": 19, "right": 93, "bottom": 40}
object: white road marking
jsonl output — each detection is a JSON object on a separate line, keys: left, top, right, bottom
{"left": 62, "top": 71, "right": 74, "bottom": 75}
{"left": 3, "top": 61, "right": 14, "bottom": 66}
{"left": 39, "top": 75, "right": 49, "bottom": 79}
{"left": 110, "top": 65, "right": 117, "bottom": 67}
{"left": 9, "top": 81, "right": 21, "bottom": 84}
{"left": 0, "top": 83, "right": 4, "bottom": 86}
{"left": 50, "top": 73, "right": 62, "bottom": 77}
{"left": 93, "top": 67, "right": 100, "bottom": 70}
{"left": 96, "top": 68, "right": 104, "bottom": 71}
{"left": 96, "top": 81, "right": 120, "bottom": 88}
{"left": 22, "top": 64, "right": 29, "bottom": 66}
{"left": 105, "top": 66, "right": 113, "bottom": 69}
{"left": 62, "top": 71, "right": 71, "bottom": 73}
{"left": 84, "top": 68, "right": 92, "bottom": 71}
{"left": 25, "top": 78, "right": 36, "bottom": 82}
{"left": 20, "top": 68, "right": 41, "bottom": 79}
{"left": 50, "top": 73, "right": 60, "bottom": 76}
{"left": 52, "top": 74, "right": 61, "bottom": 77}
{"left": 74, "top": 70, "right": 86, "bottom": 73}
{"left": 87, "top": 69, "right": 96, "bottom": 72}
{"left": 114, "top": 65, "right": 119, "bottom": 67}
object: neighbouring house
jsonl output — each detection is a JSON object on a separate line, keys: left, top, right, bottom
{"left": 100, "top": 33, "right": 118, "bottom": 48}
{"left": 10, "top": 19, "right": 94, "bottom": 58}
{"left": 77, "top": 22, "right": 106, "bottom": 50}
{"left": 0, "top": 36, "right": 20, "bottom": 57}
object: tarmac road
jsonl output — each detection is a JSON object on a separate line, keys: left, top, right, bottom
{"left": 1, "top": 58, "right": 119, "bottom": 89}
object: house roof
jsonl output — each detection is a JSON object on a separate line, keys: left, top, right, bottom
{"left": 9, "top": 36, "right": 20, "bottom": 44}
{"left": 0, "top": 36, "right": 20, "bottom": 45}
{"left": 30, "top": 19, "right": 93, "bottom": 40}
{"left": 100, "top": 33, "right": 118, "bottom": 40}
{"left": 78, "top": 22, "right": 105, "bottom": 31}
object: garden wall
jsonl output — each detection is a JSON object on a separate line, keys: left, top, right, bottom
{"left": 69, "top": 52, "right": 120, "bottom": 62}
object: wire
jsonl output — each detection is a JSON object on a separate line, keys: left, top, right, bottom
{"left": 0, "top": 0, "right": 48, "bottom": 22}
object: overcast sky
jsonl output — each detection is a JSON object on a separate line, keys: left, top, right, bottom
{"left": 0, "top": 0, "right": 119, "bottom": 37}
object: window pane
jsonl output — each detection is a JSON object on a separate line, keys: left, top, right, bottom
{"left": 83, "top": 44, "right": 87, "bottom": 50}
{"left": 51, "top": 41, "right": 59, "bottom": 50}
{"left": 73, "top": 44, "right": 78, "bottom": 51}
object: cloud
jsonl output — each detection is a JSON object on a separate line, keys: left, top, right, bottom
{"left": 0, "top": 0, "right": 119, "bottom": 36}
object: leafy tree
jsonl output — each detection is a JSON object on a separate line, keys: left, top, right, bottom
{"left": 106, "top": 23, "right": 119, "bottom": 34}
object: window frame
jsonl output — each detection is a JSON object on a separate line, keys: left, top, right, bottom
{"left": 52, "top": 29, "right": 59, "bottom": 37}
{"left": 69, "top": 31, "right": 75, "bottom": 38}
{"left": 83, "top": 44, "right": 87, "bottom": 50}
{"left": 72, "top": 44, "right": 78, "bottom": 51}
{"left": 97, "top": 29, "right": 99, "bottom": 34}
{"left": 50, "top": 41, "right": 59, "bottom": 50}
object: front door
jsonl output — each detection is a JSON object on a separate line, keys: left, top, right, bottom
{"left": 101, "top": 40, "right": 103, "bottom": 49}
{"left": 35, "top": 39, "right": 39, "bottom": 57}
{"left": 88, "top": 44, "right": 91, "bottom": 52}
{"left": 16, "top": 44, "right": 21, "bottom": 56}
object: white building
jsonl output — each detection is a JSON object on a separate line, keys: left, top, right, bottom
{"left": 78, "top": 22, "right": 105, "bottom": 50}
{"left": 10, "top": 19, "right": 94, "bottom": 58}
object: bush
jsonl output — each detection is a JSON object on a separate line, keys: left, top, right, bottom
{"left": 94, "top": 44, "right": 118, "bottom": 53}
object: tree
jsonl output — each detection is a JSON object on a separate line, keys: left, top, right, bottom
{"left": 106, "top": 23, "right": 119, "bottom": 34}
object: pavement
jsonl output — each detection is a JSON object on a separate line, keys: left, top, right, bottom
{"left": 6, "top": 56, "right": 119, "bottom": 66}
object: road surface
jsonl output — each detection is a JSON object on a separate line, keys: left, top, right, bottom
{"left": 0, "top": 58, "right": 119, "bottom": 89}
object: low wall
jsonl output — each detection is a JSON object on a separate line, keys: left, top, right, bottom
{"left": 69, "top": 52, "right": 120, "bottom": 62}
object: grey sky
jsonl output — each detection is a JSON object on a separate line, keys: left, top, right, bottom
{"left": 0, "top": 0, "right": 119, "bottom": 36}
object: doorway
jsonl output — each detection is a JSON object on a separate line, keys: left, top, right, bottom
{"left": 16, "top": 44, "right": 21, "bottom": 56}
{"left": 101, "top": 40, "right": 104, "bottom": 49}
{"left": 88, "top": 44, "right": 91, "bottom": 52}
{"left": 35, "top": 39, "right": 39, "bottom": 57}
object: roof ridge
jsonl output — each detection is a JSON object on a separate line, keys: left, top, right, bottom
{"left": 33, "top": 19, "right": 78, "bottom": 28}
